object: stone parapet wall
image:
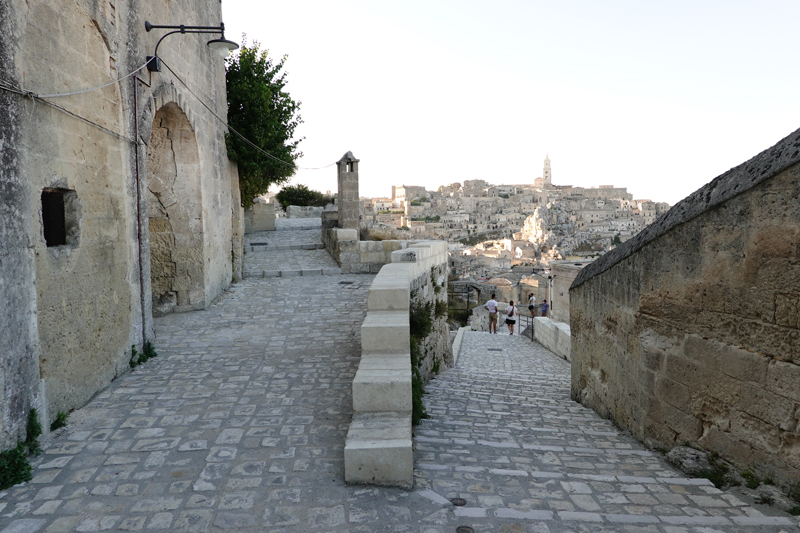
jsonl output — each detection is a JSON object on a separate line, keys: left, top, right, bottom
{"left": 286, "top": 205, "right": 324, "bottom": 218}
{"left": 406, "top": 243, "right": 453, "bottom": 381}
{"left": 550, "top": 262, "right": 588, "bottom": 324}
{"left": 570, "top": 128, "right": 800, "bottom": 486}
{"left": 533, "top": 317, "right": 571, "bottom": 361}
{"left": 323, "top": 226, "right": 410, "bottom": 273}
{"left": 345, "top": 240, "right": 449, "bottom": 488}
{"left": 244, "top": 202, "right": 275, "bottom": 233}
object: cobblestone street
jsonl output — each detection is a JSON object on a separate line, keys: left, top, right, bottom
{"left": 416, "top": 332, "right": 798, "bottom": 532}
{"left": 0, "top": 221, "right": 797, "bottom": 532}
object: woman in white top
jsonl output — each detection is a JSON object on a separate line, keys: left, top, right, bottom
{"left": 505, "top": 300, "right": 517, "bottom": 335}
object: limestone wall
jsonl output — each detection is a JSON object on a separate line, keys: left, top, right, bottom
{"left": 570, "top": 128, "right": 800, "bottom": 486}
{"left": 323, "top": 227, "right": 410, "bottom": 274}
{"left": 229, "top": 162, "right": 244, "bottom": 281}
{"left": 286, "top": 205, "right": 324, "bottom": 218}
{"left": 2, "top": 0, "right": 236, "bottom": 427}
{"left": 244, "top": 202, "right": 276, "bottom": 233}
{"left": 0, "top": 2, "right": 42, "bottom": 448}
{"left": 409, "top": 248, "right": 453, "bottom": 381}
{"left": 550, "top": 262, "right": 587, "bottom": 324}
{"left": 533, "top": 317, "right": 571, "bottom": 361}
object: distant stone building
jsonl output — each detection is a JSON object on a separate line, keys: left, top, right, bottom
{"left": 0, "top": 0, "right": 241, "bottom": 447}
{"left": 392, "top": 184, "right": 427, "bottom": 203}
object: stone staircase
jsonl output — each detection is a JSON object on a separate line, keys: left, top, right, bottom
{"left": 243, "top": 219, "right": 342, "bottom": 278}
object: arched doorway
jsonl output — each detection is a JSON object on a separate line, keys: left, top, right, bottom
{"left": 145, "top": 102, "right": 204, "bottom": 316}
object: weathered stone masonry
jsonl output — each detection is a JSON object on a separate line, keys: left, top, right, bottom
{"left": 0, "top": 2, "right": 42, "bottom": 450}
{"left": 0, "top": 0, "right": 239, "bottom": 445}
{"left": 570, "top": 127, "right": 800, "bottom": 486}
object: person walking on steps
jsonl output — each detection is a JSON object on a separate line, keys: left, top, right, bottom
{"left": 484, "top": 293, "right": 498, "bottom": 334}
{"left": 528, "top": 293, "right": 536, "bottom": 316}
{"left": 505, "top": 300, "right": 517, "bottom": 335}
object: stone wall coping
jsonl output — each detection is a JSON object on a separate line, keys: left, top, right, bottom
{"left": 345, "top": 238, "right": 448, "bottom": 488}
{"left": 390, "top": 241, "right": 448, "bottom": 278}
{"left": 534, "top": 317, "right": 571, "bottom": 362}
{"left": 333, "top": 228, "right": 358, "bottom": 241}
{"left": 368, "top": 266, "right": 411, "bottom": 311}
{"left": 572, "top": 126, "right": 800, "bottom": 289}
{"left": 452, "top": 326, "right": 471, "bottom": 365}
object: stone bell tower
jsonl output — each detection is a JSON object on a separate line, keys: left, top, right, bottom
{"left": 543, "top": 154, "right": 552, "bottom": 187}
{"left": 337, "top": 151, "right": 360, "bottom": 231}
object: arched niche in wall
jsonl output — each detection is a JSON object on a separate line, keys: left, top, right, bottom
{"left": 145, "top": 102, "right": 204, "bottom": 316}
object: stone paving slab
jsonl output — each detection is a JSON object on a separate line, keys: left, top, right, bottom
{"left": 413, "top": 331, "right": 799, "bottom": 532}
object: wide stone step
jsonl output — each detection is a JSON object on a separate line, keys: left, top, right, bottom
{"left": 243, "top": 267, "right": 341, "bottom": 278}
{"left": 246, "top": 242, "right": 325, "bottom": 252}
{"left": 274, "top": 223, "right": 321, "bottom": 231}
{"left": 344, "top": 412, "right": 412, "bottom": 488}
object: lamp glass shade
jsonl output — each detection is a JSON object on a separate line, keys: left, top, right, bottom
{"left": 207, "top": 38, "right": 239, "bottom": 58}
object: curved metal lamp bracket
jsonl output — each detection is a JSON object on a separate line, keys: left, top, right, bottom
{"left": 144, "top": 20, "right": 238, "bottom": 72}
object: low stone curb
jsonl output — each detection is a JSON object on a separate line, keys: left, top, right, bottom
{"left": 451, "top": 326, "right": 470, "bottom": 365}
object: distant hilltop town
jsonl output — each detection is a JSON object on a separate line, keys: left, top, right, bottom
{"left": 360, "top": 156, "right": 670, "bottom": 279}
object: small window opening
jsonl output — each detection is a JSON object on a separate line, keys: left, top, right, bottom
{"left": 42, "top": 190, "right": 66, "bottom": 247}
{"left": 41, "top": 188, "right": 80, "bottom": 248}
{"left": 346, "top": 162, "right": 353, "bottom": 172}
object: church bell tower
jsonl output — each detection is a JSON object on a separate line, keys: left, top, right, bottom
{"left": 543, "top": 155, "right": 552, "bottom": 187}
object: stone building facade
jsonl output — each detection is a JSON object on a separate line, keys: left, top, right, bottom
{"left": 570, "top": 127, "right": 800, "bottom": 486}
{"left": 0, "top": 0, "right": 240, "bottom": 447}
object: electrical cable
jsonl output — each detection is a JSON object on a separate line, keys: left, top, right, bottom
{"left": 37, "top": 60, "right": 151, "bottom": 98}
{"left": 0, "top": 57, "right": 337, "bottom": 171}
{"left": 159, "top": 59, "right": 336, "bottom": 171}
{"left": 0, "top": 80, "right": 136, "bottom": 144}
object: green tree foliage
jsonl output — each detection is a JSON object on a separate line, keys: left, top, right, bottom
{"left": 226, "top": 40, "right": 303, "bottom": 207}
{"left": 275, "top": 184, "right": 333, "bottom": 211}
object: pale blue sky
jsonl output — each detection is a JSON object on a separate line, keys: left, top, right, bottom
{"left": 221, "top": 1, "right": 799, "bottom": 205}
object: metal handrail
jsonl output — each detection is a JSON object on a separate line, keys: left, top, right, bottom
{"left": 518, "top": 312, "right": 534, "bottom": 340}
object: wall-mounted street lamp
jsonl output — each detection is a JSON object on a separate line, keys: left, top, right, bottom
{"left": 144, "top": 20, "right": 239, "bottom": 72}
